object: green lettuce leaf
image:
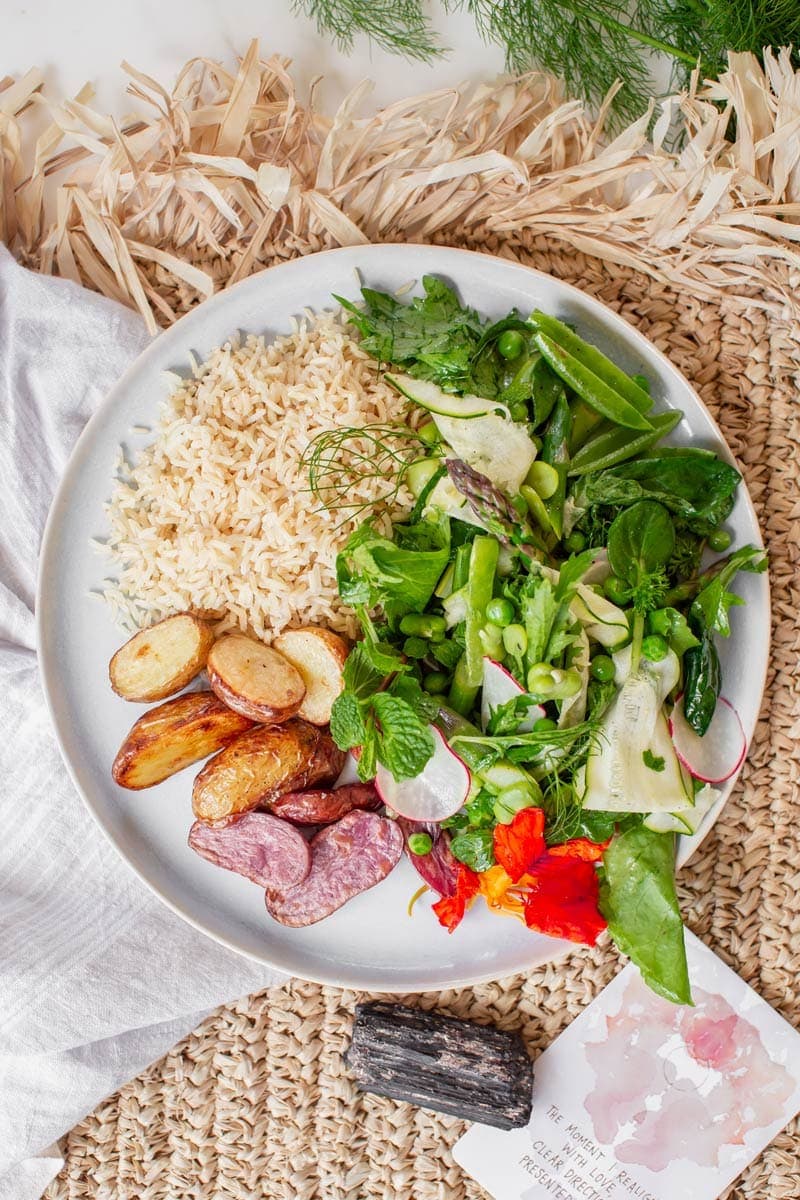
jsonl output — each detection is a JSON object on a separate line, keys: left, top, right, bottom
{"left": 599, "top": 826, "right": 692, "bottom": 1005}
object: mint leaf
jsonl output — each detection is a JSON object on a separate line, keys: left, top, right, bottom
{"left": 372, "top": 693, "right": 434, "bottom": 781}
{"left": 642, "top": 749, "right": 665, "bottom": 772}
{"left": 389, "top": 675, "right": 440, "bottom": 723}
{"left": 450, "top": 829, "right": 495, "bottom": 873}
{"left": 330, "top": 693, "right": 367, "bottom": 751}
{"left": 356, "top": 712, "right": 377, "bottom": 782}
{"left": 342, "top": 644, "right": 384, "bottom": 699}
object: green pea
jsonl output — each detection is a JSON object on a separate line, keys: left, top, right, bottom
{"left": 564, "top": 530, "right": 587, "bottom": 553}
{"left": 498, "top": 329, "right": 525, "bottom": 360}
{"left": 399, "top": 613, "right": 447, "bottom": 640}
{"left": 423, "top": 670, "right": 450, "bottom": 694}
{"left": 408, "top": 832, "right": 433, "bottom": 856}
{"left": 403, "top": 637, "right": 428, "bottom": 659}
{"left": 533, "top": 717, "right": 557, "bottom": 733}
{"left": 417, "top": 420, "right": 439, "bottom": 446}
{"left": 527, "top": 663, "right": 555, "bottom": 694}
{"left": 590, "top": 654, "right": 615, "bottom": 682}
{"left": 641, "top": 634, "right": 669, "bottom": 662}
{"left": 707, "top": 528, "right": 732, "bottom": 553}
{"left": 526, "top": 460, "right": 560, "bottom": 500}
{"left": 603, "top": 575, "right": 631, "bottom": 605}
{"left": 502, "top": 623, "right": 527, "bottom": 658}
{"left": 486, "top": 597, "right": 515, "bottom": 627}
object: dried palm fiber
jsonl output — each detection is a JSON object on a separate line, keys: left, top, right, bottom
{"left": 0, "top": 41, "right": 796, "bottom": 1200}
{"left": 3, "top": 43, "right": 800, "bottom": 331}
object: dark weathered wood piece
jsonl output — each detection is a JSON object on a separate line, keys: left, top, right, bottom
{"left": 346, "top": 1000, "right": 533, "bottom": 1129}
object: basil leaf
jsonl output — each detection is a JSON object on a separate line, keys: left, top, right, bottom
{"left": 642, "top": 749, "right": 665, "bottom": 772}
{"left": 599, "top": 826, "right": 692, "bottom": 1005}
{"left": 372, "top": 694, "right": 435, "bottom": 781}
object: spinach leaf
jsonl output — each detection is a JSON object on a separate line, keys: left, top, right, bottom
{"left": 691, "top": 544, "right": 767, "bottom": 637}
{"left": 337, "top": 517, "right": 449, "bottom": 617}
{"left": 580, "top": 451, "right": 741, "bottom": 534}
{"left": 607, "top": 500, "right": 674, "bottom": 614}
{"left": 599, "top": 826, "right": 692, "bottom": 1005}
{"left": 682, "top": 624, "right": 721, "bottom": 736}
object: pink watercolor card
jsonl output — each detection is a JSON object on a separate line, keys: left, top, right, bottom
{"left": 453, "top": 932, "right": 800, "bottom": 1200}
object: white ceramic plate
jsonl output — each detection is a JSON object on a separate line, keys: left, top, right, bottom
{"left": 37, "top": 244, "right": 769, "bottom": 991}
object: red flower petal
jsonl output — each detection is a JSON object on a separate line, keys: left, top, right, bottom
{"left": 432, "top": 863, "right": 480, "bottom": 933}
{"left": 522, "top": 855, "right": 607, "bottom": 945}
{"left": 493, "top": 807, "right": 546, "bottom": 882}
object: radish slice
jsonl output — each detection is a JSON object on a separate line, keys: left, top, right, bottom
{"left": 668, "top": 695, "right": 746, "bottom": 784}
{"left": 481, "top": 657, "right": 544, "bottom": 733}
{"left": 374, "top": 726, "right": 470, "bottom": 823}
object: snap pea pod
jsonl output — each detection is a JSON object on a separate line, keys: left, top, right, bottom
{"left": 530, "top": 356, "right": 564, "bottom": 428}
{"left": 528, "top": 311, "right": 653, "bottom": 415}
{"left": 533, "top": 333, "right": 654, "bottom": 433}
{"left": 464, "top": 535, "right": 500, "bottom": 688}
{"left": 568, "top": 400, "right": 605, "bottom": 453}
{"left": 448, "top": 653, "right": 481, "bottom": 717}
{"left": 569, "top": 410, "right": 683, "bottom": 476}
{"left": 682, "top": 622, "right": 721, "bottom": 735}
{"left": 540, "top": 391, "right": 571, "bottom": 540}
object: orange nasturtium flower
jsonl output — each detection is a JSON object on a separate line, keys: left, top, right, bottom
{"left": 432, "top": 863, "right": 481, "bottom": 933}
{"left": 484, "top": 808, "right": 608, "bottom": 946}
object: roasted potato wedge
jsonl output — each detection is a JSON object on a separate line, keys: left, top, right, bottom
{"left": 272, "top": 627, "right": 348, "bottom": 725}
{"left": 207, "top": 633, "right": 306, "bottom": 723}
{"left": 109, "top": 613, "right": 215, "bottom": 702}
{"left": 112, "top": 691, "right": 254, "bottom": 790}
{"left": 192, "top": 720, "right": 345, "bottom": 824}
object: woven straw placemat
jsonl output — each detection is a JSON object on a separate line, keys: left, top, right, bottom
{"left": 3, "top": 46, "right": 797, "bottom": 1200}
{"left": 43, "top": 229, "right": 800, "bottom": 1200}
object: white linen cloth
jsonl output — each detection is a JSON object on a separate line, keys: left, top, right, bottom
{"left": 0, "top": 246, "right": 286, "bottom": 1200}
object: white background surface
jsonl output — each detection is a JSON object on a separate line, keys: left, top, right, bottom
{"left": 5, "top": 1, "right": 672, "bottom": 118}
{"left": 5, "top": 0, "right": 507, "bottom": 116}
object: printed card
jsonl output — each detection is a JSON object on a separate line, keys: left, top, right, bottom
{"left": 454, "top": 932, "right": 800, "bottom": 1200}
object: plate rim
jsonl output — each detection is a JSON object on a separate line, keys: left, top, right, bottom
{"left": 35, "top": 242, "right": 770, "bottom": 990}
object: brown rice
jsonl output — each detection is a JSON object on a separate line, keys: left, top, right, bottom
{"left": 101, "top": 310, "right": 412, "bottom": 641}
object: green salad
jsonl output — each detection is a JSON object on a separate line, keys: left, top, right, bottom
{"left": 305, "top": 276, "right": 766, "bottom": 1004}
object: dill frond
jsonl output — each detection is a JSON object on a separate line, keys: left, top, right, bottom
{"left": 292, "top": 0, "right": 442, "bottom": 62}
{"left": 301, "top": 422, "right": 425, "bottom": 521}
